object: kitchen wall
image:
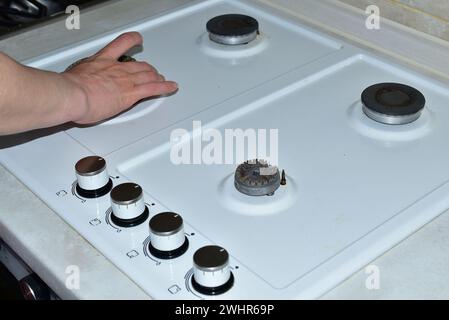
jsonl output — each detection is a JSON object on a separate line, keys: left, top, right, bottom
{"left": 338, "top": 0, "right": 449, "bottom": 41}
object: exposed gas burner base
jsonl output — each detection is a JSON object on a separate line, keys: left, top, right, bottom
{"left": 110, "top": 206, "right": 149, "bottom": 228}
{"left": 234, "top": 160, "right": 281, "bottom": 196}
{"left": 76, "top": 179, "right": 113, "bottom": 199}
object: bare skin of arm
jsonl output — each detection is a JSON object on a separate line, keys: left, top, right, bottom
{"left": 0, "top": 32, "right": 178, "bottom": 135}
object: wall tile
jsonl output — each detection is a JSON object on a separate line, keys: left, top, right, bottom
{"left": 338, "top": 0, "right": 449, "bottom": 41}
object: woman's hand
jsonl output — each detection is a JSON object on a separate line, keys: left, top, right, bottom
{"left": 63, "top": 32, "right": 178, "bottom": 124}
{"left": 0, "top": 32, "right": 177, "bottom": 135}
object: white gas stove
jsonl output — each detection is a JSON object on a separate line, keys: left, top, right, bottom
{"left": 2, "top": 0, "right": 449, "bottom": 299}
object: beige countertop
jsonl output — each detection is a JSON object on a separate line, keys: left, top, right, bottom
{"left": 1, "top": 0, "right": 449, "bottom": 299}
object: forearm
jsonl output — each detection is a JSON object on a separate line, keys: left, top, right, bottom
{"left": 0, "top": 52, "right": 85, "bottom": 135}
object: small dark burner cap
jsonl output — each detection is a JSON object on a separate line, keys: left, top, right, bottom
{"left": 118, "top": 55, "right": 136, "bottom": 62}
{"left": 206, "top": 14, "right": 259, "bottom": 45}
{"left": 362, "top": 83, "right": 426, "bottom": 125}
{"left": 234, "top": 159, "right": 280, "bottom": 196}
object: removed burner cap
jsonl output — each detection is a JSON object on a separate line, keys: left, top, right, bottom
{"left": 234, "top": 160, "right": 280, "bottom": 196}
{"left": 206, "top": 14, "right": 259, "bottom": 45}
{"left": 362, "top": 83, "right": 426, "bottom": 125}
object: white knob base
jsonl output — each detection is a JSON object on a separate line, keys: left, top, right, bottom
{"left": 111, "top": 199, "right": 146, "bottom": 220}
{"left": 148, "top": 237, "right": 189, "bottom": 260}
{"left": 76, "top": 179, "right": 113, "bottom": 199}
{"left": 192, "top": 272, "right": 234, "bottom": 296}
{"left": 110, "top": 206, "right": 149, "bottom": 228}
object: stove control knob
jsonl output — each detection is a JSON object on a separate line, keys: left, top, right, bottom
{"left": 110, "top": 183, "right": 149, "bottom": 228}
{"left": 75, "top": 156, "right": 113, "bottom": 198}
{"left": 191, "top": 245, "right": 234, "bottom": 295}
{"left": 148, "top": 212, "right": 189, "bottom": 259}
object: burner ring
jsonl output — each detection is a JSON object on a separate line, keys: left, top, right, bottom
{"left": 234, "top": 160, "right": 280, "bottom": 196}
{"left": 362, "top": 83, "right": 426, "bottom": 125}
{"left": 207, "top": 14, "right": 259, "bottom": 45}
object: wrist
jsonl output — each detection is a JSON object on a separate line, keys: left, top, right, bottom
{"left": 60, "top": 73, "right": 89, "bottom": 123}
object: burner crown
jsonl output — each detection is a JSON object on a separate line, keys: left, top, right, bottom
{"left": 206, "top": 14, "right": 259, "bottom": 45}
{"left": 234, "top": 160, "right": 280, "bottom": 196}
{"left": 362, "top": 82, "right": 426, "bottom": 125}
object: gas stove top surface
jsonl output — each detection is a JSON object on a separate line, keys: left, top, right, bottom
{"left": 2, "top": 0, "right": 449, "bottom": 299}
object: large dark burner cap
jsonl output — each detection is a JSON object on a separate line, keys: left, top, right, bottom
{"left": 206, "top": 14, "right": 259, "bottom": 45}
{"left": 361, "top": 83, "right": 426, "bottom": 125}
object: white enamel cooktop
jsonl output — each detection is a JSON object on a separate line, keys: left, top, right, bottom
{"left": 2, "top": 0, "right": 449, "bottom": 299}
